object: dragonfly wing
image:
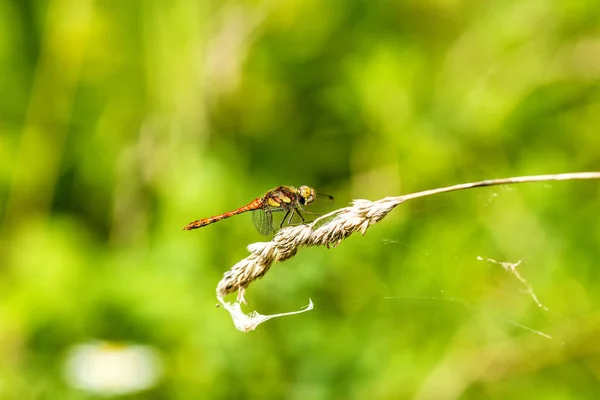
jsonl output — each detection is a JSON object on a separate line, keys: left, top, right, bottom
{"left": 304, "top": 193, "right": 334, "bottom": 215}
{"left": 252, "top": 209, "right": 276, "bottom": 236}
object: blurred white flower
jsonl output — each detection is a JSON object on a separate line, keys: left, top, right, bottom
{"left": 63, "top": 341, "right": 163, "bottom": 396}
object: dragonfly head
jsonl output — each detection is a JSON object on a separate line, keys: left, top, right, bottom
{"left": 298, "top": 185, "right": 316, "bottom": 206}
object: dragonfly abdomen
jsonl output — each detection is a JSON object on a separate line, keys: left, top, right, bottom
{"left": 183, "top": 198, "right": 264, "bottom": 230}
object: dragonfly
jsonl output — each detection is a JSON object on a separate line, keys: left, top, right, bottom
{"left": 183, "top": 185, "right": 334, "bottom": 235}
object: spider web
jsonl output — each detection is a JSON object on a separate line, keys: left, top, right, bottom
{"left": 378, "top": 186, "right": 564, "bottom": 342}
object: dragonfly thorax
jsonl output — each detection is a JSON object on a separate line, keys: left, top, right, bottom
{"left": 297, "top": 185, "right": 316, "bottom": 206}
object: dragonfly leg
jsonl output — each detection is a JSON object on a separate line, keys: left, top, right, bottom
{"left": 280, "top": 210, "right": 290, "bottom": 229}
{"left": 295, "top": 210, "right": 306, "bottom": 223}
{"left": 298, "top": 204, "right": 320, "bottom": 216}
{"left": 286, "top": 209, "right": 302, "bottom": 225}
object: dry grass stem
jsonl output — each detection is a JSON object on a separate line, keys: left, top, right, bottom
{"left": 217, "top": 171, "right": 600, "bottom": 331}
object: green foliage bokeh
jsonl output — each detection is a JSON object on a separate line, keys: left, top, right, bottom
{"left": 1, "top": 0, "right": 600, "bottom": 398}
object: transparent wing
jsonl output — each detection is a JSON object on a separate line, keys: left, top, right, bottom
{"left": 302, "top": 193, "right": 334, "bottom": 215}
{"left": 252, "top": 209, "right": 276, "bottom": 236}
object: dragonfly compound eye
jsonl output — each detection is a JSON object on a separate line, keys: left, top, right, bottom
{"left": 298, "top": 185, "right": 316, "bottom": 205}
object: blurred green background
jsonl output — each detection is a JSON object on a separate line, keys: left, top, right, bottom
{"left": 1, "top": 0, "right": 600, "bottom": 398}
